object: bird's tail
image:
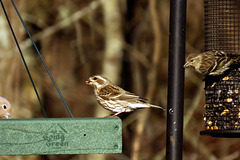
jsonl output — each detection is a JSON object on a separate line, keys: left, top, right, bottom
{"left": 150, "top": 104, "right": 165, "bottom": 111}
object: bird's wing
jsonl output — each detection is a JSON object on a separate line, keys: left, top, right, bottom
{"left": 98, "top": 85, "right": 148, "bottom": 102}
{"left": 213, "top": 50, "right": 226, "bottom": 56}
{"left": 226, "top": 52, "right": 240, "bottom": 62}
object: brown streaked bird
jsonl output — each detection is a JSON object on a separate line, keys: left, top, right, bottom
{"left": 0, "top": 96, "right": 11, "bottom": 119}
{"left": 184, "top": 50, "right": 240, "bottom": 76}
{"left": 86, "top": 75, "right": 165, "bottom": 117}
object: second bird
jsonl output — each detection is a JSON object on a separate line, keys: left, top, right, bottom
{"left": 86, "top": 75, "right": 165, "bottom": 117}
{"left": 184, "top": 50, "right": 240, "bottom": 76}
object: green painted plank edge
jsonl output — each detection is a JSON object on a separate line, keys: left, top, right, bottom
{"left": 0, "top": 118, "right": 122, "bottom": 155}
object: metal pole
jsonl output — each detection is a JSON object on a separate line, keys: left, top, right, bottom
{"left": 166, "top": 0, "right": 186, "bottom": 159}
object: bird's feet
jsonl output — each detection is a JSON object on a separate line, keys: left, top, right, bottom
{"left": 105, "top": 112, "right": 122, "bottom": 117}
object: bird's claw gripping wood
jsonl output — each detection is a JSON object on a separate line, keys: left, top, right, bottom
{"left": 105, "top": 112, "right": 123, "bottom": 117}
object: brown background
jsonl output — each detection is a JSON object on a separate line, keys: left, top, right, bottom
{"left": 0, "top": 0, "right": 237, "bottom": 160}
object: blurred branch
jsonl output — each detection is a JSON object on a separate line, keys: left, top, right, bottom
{"left": 220, "top": 152, "right": 239, "bottom": 160}
{"left": 183, "top": 82, "right": 216, "bottom": 159}
{"left": 74, "top": 21, "right": 87, "bottom": 65}
{"left": 81, "top": 13, "right": 151, "bottom": 68}
{"left": 149, "top": 0, "right": 162, "bottom": 65}
{"left": 131, "top": 0, "right": 163, "bottom": 159}
{"left": 101, "top": 0, "right": 123, "bottom": 83}
{"left": 4, "top": 0, "right": 151, "bottom": 69}
{"left": 91, "top": 1, "right": 123, "bottom": 160}
{"left": 184, "top": 82, "right": 204, "bottom": 129}
{"left": 34, "top": 0, "right": 101, "bottom": 41}
{"left": 184, "top": 129, "right": 217, "bottom": 160}
{"left": 2, "top": 0, "right": 102, "bottom": 59}
{"left": 22, "top": 13, "right": 48, "bottom": 28}
{"left": 153, "top": 148, "right": 166, "bottom": 160}
{"left": 183, "top": 79, "right": 217, "bottom": 159}
{"left": 94, "top": 0, "right": 123, "bottom": 119}
{"left": 124, "top": 43, "right": 151, "bottom": 68}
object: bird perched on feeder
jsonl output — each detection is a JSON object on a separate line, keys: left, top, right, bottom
{"left": 0, "top": 96, "right": 11, "bottom": 119}
{"left": 184, "top": 50, "right": 240, "bottom": 76}
{"left": 86, "top": 75, "right": 165, "bottom": 117}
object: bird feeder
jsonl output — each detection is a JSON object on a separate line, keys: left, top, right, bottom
{"left": 0, "top": 0, "right": 122, "bottom": 155}
{"left": 200, "top": 0, "right": 240, "bottom": 137}
{"left": 0, "top": 118, "right": 122, "bottom": 155}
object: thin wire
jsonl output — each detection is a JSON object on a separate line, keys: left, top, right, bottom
{"left": 0, "top": 0, "right": 47, "bottom": 118}
{"left": 10, "top": 0, "right": 74, "bottom": 118}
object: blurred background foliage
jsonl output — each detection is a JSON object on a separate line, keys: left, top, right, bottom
{"left": 0, "top": 0, "right": 239, "bottom": 160}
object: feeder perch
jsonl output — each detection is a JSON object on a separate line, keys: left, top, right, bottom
{"left": 200, "top": 0, "right": 240, "bottom": 137}
{"left": 0, "top": 118, "right": 122, "bottom": 155}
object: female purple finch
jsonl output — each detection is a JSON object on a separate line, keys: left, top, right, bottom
{"left": 184, "top": 50, "right": 240, "bottom": 76}
{"left": 86, "top": 75, "right": 165, "bottom": 117}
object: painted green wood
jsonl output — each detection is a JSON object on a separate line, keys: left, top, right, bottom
{"left": 0, "top": 118, "right": 122, "bottom": 155}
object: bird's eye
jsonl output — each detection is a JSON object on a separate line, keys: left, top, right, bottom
{"left": 190, "top": 59, "right": 194, "bottom": 62}
{"left": 93, "top": 77, "right": 98, "bottom": 80}
{"left": 2, "top": 104, "right": 7, "bottom": 110}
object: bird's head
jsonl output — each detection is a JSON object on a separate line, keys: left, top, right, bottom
{"left": 86, "top": 75, "right": 111, "bottom": 89}
{"left": 0, "top": 97, "right": 11, "bottom": 119}
{"left": 184, "top": 53, "right": 200, "bottom": 68}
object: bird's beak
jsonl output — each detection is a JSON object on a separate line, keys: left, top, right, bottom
{"left": 7, "top": 113, "right": 11, "bottom": 119}
{"left": 86, "top": 79, "right": 91, "bottom": 85}
{"left": 183, "top": 62, "right": 189, "bottom": 68}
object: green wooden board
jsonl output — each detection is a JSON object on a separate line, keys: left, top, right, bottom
{"left": 0, "top": 118, "right": 122, "bottom": 155}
